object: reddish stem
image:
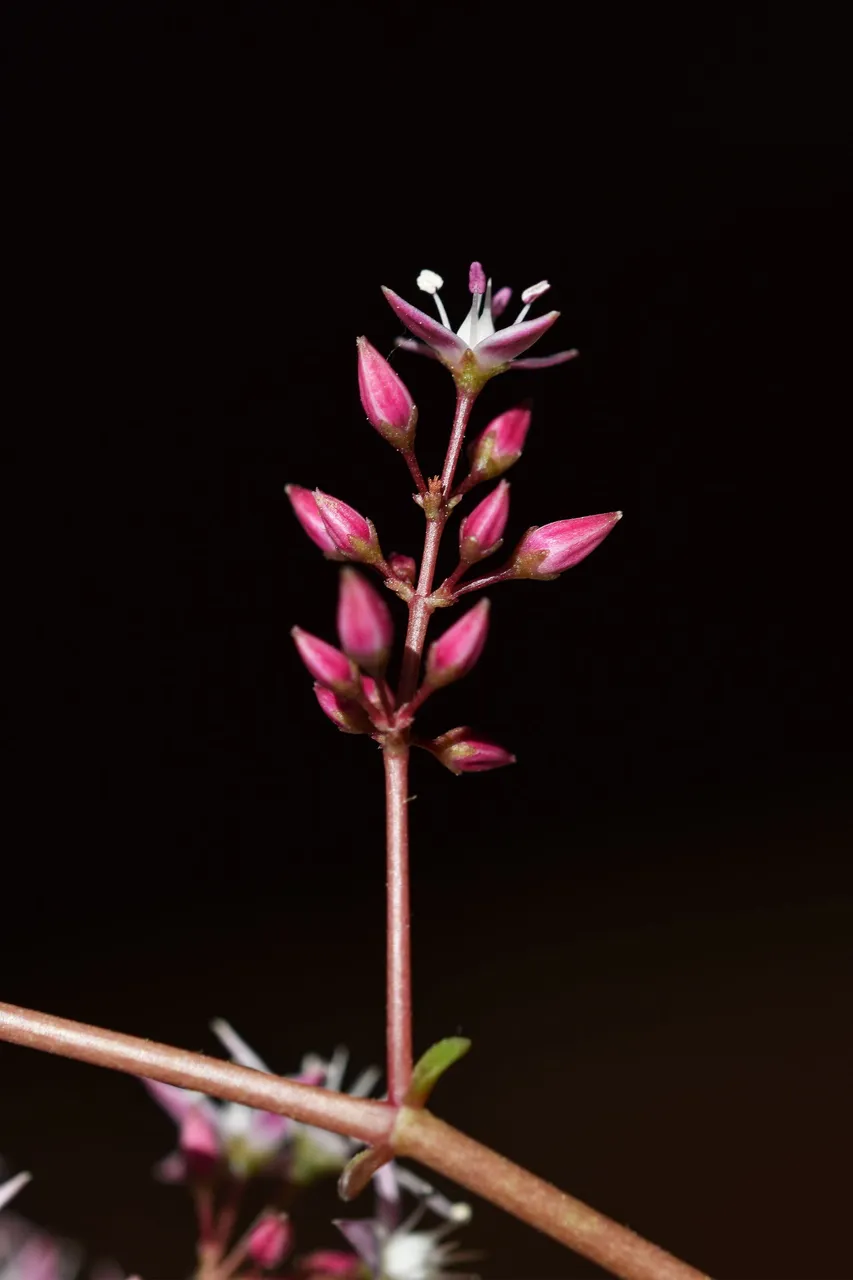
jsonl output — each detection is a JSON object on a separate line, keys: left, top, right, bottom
{"left": 0, "top": 1002, "right": 710, "bottom": 1280}
{"left": 394, "top": 1108, "right": 711, "bottom": 1280}
{"left": 384, "top": 390, "right": 477, "bottom": 1103}
{"left": 402, "top": 448, "right": 427, "bottom": 495}
{"left": 452, "top": 566, "right": 513, "bottom": 598}
{"left": 0, "top": 1001, "right": 393, "bottom": 1145}
{"left": 397, "top": 391, "right": 475, "bottom": 704}
{"left": 384, "top": 740, "right": 412, "bottom": 1104}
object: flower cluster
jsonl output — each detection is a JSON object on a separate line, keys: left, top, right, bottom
{"left": 137, "top": 1026, "right": 477, "bottom": 1278}
{"left": 288, "top": 261, "right": 621, "bottom": 770}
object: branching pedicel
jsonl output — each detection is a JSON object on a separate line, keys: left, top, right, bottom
{"left": 0, "top": 264, "right": 712, "bottom": 1280}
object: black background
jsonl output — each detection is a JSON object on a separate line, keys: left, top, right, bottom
{"left": 1, "top": 3, "right": 851, "bottom": 1278}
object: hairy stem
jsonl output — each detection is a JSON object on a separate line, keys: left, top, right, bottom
{"left": 0, "top": 1002, "right": 710, "bottom": 1280}
{"left": 384, "top": 740, "right": 412, "bottom": 1104}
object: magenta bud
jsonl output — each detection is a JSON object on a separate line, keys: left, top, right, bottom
{"left": 313, "top": 683, "right": 373, "bottom": 735}
{"left": 286, "top": 484, "right": 343, "bottom": 557}
{"left": 179, "top": 1107, "right": 220, "bottom": 1181}
{"left": 314, "top": 490, "right": 383, "bottom": 565}
{"left": 511, "top": 512, "right": 622, "bottom": 579}
{"left": 428, "top": 726, "right": 516, "bottom": 775}
{"left": 292, "top": 627, "right": 358, "bottom": 693}
{"left": 467, "top": 403, "right": 532, "bottom": 483}
{"left": 337, "top": 568, "right": 393, "bottom": 675}
{"left": 490, "top": 286, "right": 512, "bottom": 318}
{"left": 468, "top": 261, "right": 487, "bottom": 294}
{"left": 357, "top": 336, "right": 417, "bottom": 447}
{"left": 388, "top": 552, "right": 416, "bottom": 585}
{"left": 425, "top": 599, "right": 490, "bottom": 688}
{"left": 459, "top": 480, "right": 510, "bottom": 563}
{"left": 248, "top": 1212, "right": 293, "bottom": 1270}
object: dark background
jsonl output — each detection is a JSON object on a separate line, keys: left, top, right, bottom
{"left": 1, "top": 3, "right": 851, "bottom": 1278}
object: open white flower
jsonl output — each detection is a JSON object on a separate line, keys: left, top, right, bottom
{"left": 383, "top": 262, "right": 577, "bottom": 391}
{"left": 336, "top": 1162, "right": 480, "bottom": 1279}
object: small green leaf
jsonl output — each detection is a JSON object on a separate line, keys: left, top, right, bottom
{"left": 404, "top": 1036, "right": 471, "bottom": 1108}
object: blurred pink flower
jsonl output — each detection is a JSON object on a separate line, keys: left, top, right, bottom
{"left": 141, "top": 1024, "right": 378, "bottom": 1186}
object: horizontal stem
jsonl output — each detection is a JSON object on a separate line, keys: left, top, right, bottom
{"left": 396, "top": 1108, "right": 711, "bottom": 1280}
{"left": 0, "top": 1001, "right": 392, "bottom": 1146}
{"left": 0, "top": 1001, "right": 711, "bottom": 1280}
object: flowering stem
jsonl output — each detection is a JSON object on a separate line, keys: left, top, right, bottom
{"left": 397, "top": 390, "right": 476, "bottom": 704}
{"left": 0, "top": 1001, "right": 710, "bottom": 1280}
{"left": 452, "top": 566, "right": 513, "bottom": 598}
{"left": 383, "top": 737, "right": 412, "bottom": 1104}
{"left": 384, "top": 391, "right": 477, "bottom": 1103}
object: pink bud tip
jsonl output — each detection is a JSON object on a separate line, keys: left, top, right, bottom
{"left": 490, "top": 286, "right": 512, "bottom": 318}
{"left": 388, "top": 552, "right": 416, "bottom": 585}
{"left": 468, "top": 403, "right": 532, "bottom": 481}
{"left": 292, "top": 626, "right": 356, "bottom": 691}
{"left": 512, "top": 511, "right": 622, "bottom": 578}
{"left": 314, "top": 683, "right": 373, "bottom": 735}
{"left": 337, "top": 568, "right": 394, "bottom": 674}
{"left": 468, "top": 261, "right": 487, "bottom": 294}
{"left": 314, "top": 490, "right": 376, "bottom": 559}
{"left": 286, "top": 484, "right": 339, "bottom": 554}
{"left": 460, "top": 480, "right": 510, "bottom": 562}
{"left": 180, "top": 1107, "right": 220, "bottom": 1165}
{"left": 429, "top": 726, "right": 516, "bottom": 775}
{"left": 356, "top": 336, "right": 416, "bottom": 441}
{"left": 426, "top": 598, "right": 490, "bottom": 688}
{"left": 248, "top": 1212, "right": 293, "bottom": 1269}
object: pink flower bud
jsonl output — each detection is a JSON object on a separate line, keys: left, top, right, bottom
{"left": 428, "top": 726, "right": 516, "bottom": 775}
{"left": 388, "top": 552, "right": 416, "bottom": 585}
{"left": 337, "top": 568, "right": 393, "bottom": 674}
{"left": 357, "top": 336, "right": 417, "bottom": 446}
{"left": 314, "top": 490, "right": 382, "bottom": 565}
{"left": 314, "top": 683, "right": 373, "bottom": 735}
{"left": 490, "top": 286, "right": 512, "bottom": 318}
{"left": 292, "top": 627, "right": 358, "bottom": 692}
{"left": 467, "top": 404, "right": 532, "bottom": 482}
{"left": 179, "top": 1106, "right": 220, "bottom": 1180}
{"left": 285, "top": 484, "right": 342, "bottom": 556}
{"left": 459, "top": 480, "right": 510, "bottom": 563}
{"left": 425, "top": 599, "right": 490, "bottom": 688}
{"left": 248, "top": 1212, "right": 293, "bottom": 1270}
{"left": 510, "top": 512, "right": 622, "bottom": 579}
